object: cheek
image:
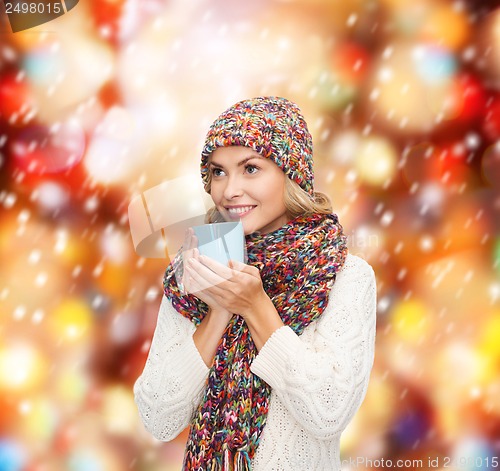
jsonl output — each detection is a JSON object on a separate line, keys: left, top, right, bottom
{"left": 209, "top": 184, "right": 222, "bottom": 204}
{"left": 259, "top": 177, "right": 285, "bottom": 208}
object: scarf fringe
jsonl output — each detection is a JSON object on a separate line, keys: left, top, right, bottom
{"left": 224, "top": 448, "right": 231, "bottom": 469}
{"left": 211, "top": 449, "right": 251, "bottom": 470}
{"left": 234, "top": 450, "right": 251, "bottom": 470}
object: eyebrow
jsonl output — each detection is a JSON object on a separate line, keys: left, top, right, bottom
{"left": 208, "top": 155, "right": 265, "bottom": 169}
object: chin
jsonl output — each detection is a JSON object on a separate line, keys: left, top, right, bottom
{"left": 241, "top": 221, "right": 256, "bottom": 236}
{"left": 243, "top": 219, "right": 266, "bottom": 236}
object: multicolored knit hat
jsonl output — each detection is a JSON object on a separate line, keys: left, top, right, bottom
{"left": 200, "top": 96, "right": 315, "bottom": 195}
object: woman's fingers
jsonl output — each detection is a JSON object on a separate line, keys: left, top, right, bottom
{"left": 184, "top": 228, "right": 199, "bottom": 255}
{"left": 183, "top": 227, "right": 191, "bottom": 250}
{"left": 227, "top": 259, "right": 258, "bottom": 276}
{"left": 185, "top": 271, "right": 204, "bottom": 294}
{"left": 197, "top": 255, "right": 234, "bottom": 280}
{"left": 181, "top": 228, "right": 196, "bottom": 292}
{"left": 182, "top": 230, "right": 191, "bottom": 265}
{"left": 191, "top": 233, "right": 199, "bottom": 252}
{"left": 188, "top": 258, "right": 225, "bottom": 288}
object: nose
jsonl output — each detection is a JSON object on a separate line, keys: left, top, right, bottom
{"left": 223, "top": 174, "right": 244, "bottom": 200}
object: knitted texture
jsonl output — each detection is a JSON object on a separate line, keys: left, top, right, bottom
{"left": 163, "top": 213, "right": 348, "bottom": 470}
{"left": 134, "top": 254, "right": 377, "bottom": 470}
{"left": 200, "top": 96, "right": 315, "bottom": 195}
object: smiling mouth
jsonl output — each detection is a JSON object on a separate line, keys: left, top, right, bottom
{"left": 225, "top": 206, "right": 256, "bottom": 218}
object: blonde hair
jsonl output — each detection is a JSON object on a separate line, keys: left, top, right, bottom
{"left": 204, "top": 173, "right": 332, "bottom": 224}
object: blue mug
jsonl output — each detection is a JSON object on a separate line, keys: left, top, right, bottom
{"left": 192, "top": 221, "right": 245, "bottom": 266}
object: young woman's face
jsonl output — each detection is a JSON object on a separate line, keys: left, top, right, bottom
{"left": 208, "top": 146, "right": 290, "bottom": 235}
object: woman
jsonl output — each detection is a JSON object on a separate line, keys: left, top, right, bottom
{"left": 134, "top": 96, "right": 377, "bottom": 470}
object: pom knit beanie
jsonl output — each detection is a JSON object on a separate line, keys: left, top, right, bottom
{"left": 200, "top": 96, "right": 315, "bottom": 195}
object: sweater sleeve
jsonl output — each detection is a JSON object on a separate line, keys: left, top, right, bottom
{"left": 250, "top": 254, "right": 376, "bottom": 441}
{"left": 134, "top": 295, "right": 210, "bottom": 441}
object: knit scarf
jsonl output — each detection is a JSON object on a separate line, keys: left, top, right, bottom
{"left": 163, "top": 213, "right": 348, "bottom": 470}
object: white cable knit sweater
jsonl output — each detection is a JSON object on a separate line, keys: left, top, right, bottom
{"left": 134, "top": 253, "right": 377, "bottom": 470}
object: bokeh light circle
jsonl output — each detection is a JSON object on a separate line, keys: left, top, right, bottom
{"left": 482, "top": 8, "right": 500, "bottom": 80}
{"left": 49, "top": 298, "right": 94, "bottom": 343}
{"left": 401, "top": 142, "right": 434, "bottom": 186}
{"left": 483, "top": 95, "right": 500, "bottom": 142}
{"left": 0, "top": 342, "right": 47, "bottom": 392}
{"left": 367, "top": 42, "right": 457, "bottom": 133}
{"left": 481, "top": 143, "right": 500, "bottom": 187}
{"left": 109, "top": 312, "right": 140, "bottom": 345}
{"left": 391, "top": 299, "right": 431, "bottom": 343}
{"left": 67, "top": 447, "right": 120, "bottom": 471}
{"left": 421, "top": 3, "right": 470, "bottom": 50}
{"left": 0, "top": 440, "right": 26, "bottom": 471}
{"left": 478, "top": 312, "right": 500, "bottom": 362}
{"left": 328, "top": 130, "right": 362, "bottom": 165}
{"left": 102, "top": 385, "right": 138, "bottom": 436}
{"left": 355, "top": 136, "right": 398, "bottom": 186}
{"left": 54, "top": 367, "right": 90, "bottom": 409}
{"left": 413, "top": 44, "right": 457, "bottom": 84}
{"left": 84, "top": 106, "right": 145, "bottom": 185}
{"left": 0, "top": 73, "right": 36, "bottom": 125}
{"left": 20, "top": 397, "right": 59, "bottom": 443}
{"left": 34, "top": 181, "right": 70, "bottom": 211}
{"left": 10, "top": 119, "right": 85, "bottom": 174}
{"left": 21, "top": 34, "right": 115, "bottom": 122}
{"left": 441, "top": 73, "right": 487, "bottom": 124}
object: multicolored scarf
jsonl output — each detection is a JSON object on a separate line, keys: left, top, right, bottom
{"left": 163, "top": 213, "right": 348, "bottom": 470}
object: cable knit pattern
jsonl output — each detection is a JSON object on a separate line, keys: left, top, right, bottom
{"left": 134, "top": 306, "right": 209, "bottom": 441}
{"left": 134, "top": 253, "right": 376, "bottom": 470}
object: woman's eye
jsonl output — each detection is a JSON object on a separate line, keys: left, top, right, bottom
{"left": 211, "top": 168, "right": 224, "bottom": 177}
{"left": 245, "top": 165, "right": 259, "bottom": 174}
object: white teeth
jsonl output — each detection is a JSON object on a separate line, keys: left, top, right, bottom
{"left": 227, "top": 206, "right": 254, "bottom": 214}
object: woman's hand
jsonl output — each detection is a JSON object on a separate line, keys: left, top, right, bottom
{"left": 186, "top": 253, "right": 285, "bottom": 351}
{"left": 184, "top": 254, "right": 271, "bottom": 319}
{"left": 181, "top": 228, "right": 232, "bottom": 320}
